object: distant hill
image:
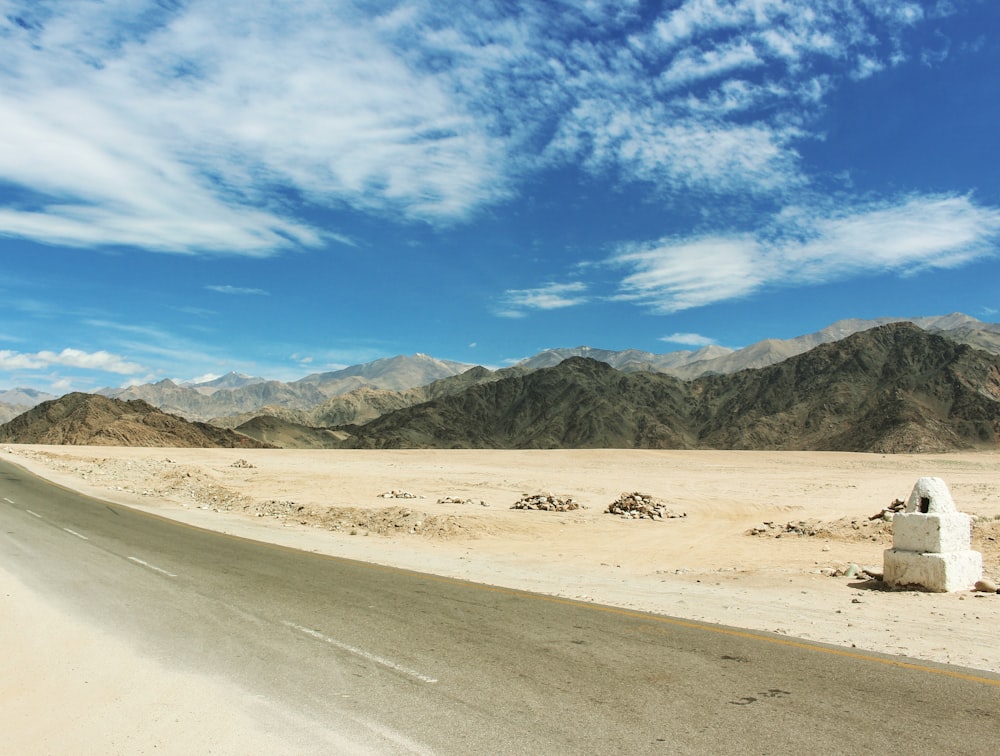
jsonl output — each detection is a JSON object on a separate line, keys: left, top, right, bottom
{"left": 0, "top": 388, "right": 59, "bottom": 424}
{"left": 8, "top": 313, "right": 999, "bottom": 430}
{"left": 100, "top": 353, "right": 474, "bottom": 421}
{"left": 99, "top": 378, "right": 330, "bottom": 421}
{"left": 233, "top": 416, "right": 348, "bottom": 449}
{"left": 339, "top": 324, "right": 1000, "bottom": 453}
{"left": 182, "top": 372, "right": 268, "bottom": 393}
{"left": 514, "top": 344, "right": 733, "bottom": 373}
{"left": 0, "top": 393, "right": 273, "bottom": 448}
{"left": 211, "top": 365, "right": 527, "bottom": 430}
{"left": 516, "top": 313, "right": 1000, "bottom": 379}
{"left": 295, "top": 353, "right": 473, "bottom": 392}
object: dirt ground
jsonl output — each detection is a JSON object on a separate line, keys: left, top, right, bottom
{"left": 4, "top": 445, "right": 1000, "bottom": 752}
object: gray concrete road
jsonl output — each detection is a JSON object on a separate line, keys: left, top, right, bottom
{"left": 2, "top": 458, "right": 999, "bottom": 754}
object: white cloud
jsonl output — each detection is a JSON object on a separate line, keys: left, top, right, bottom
{"left": 0, "top": 348, "right": 146, "bottom": 375}
{"left": 612, "top": 236, "right": 765, "bottom": 312}
{"left": 0, "top": 0, "right": 956, "bottom": 254}
{"left": 0, "top": 1, "right": 513, "bottom": 253}
{"left": 206, "top": 285, "right": 269, "bottom": 296}
{"left": 851, "top": 55, "right": 885, "bottom": 80}
{"left": 496, "top": 282, "right": 589, "bottom": 318}
{"left": 660, "top": 39, "right": 763, "bottom": 89}
{"left": 660, "top": 332, "right": 717, "bottom": 347}
{"left": 611, "top": 195, "right": 1000, "bottom": 313}
{"left": 538, "top": 0, "right": 932, "bottom": 199}
{"left": 186, "top": 373, "right": 222, "bottom": 385}
{"left": 778, "top": 195, "right": 1000, "bottom": 281}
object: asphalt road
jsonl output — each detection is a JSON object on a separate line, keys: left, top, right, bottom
{"left": 2, "top": 457, "right": 999, "bottom": 754}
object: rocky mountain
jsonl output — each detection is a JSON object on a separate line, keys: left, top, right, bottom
{"left": 0, "top": 393, "right": 273, "bottom": 448}
{"left": 100, "top": 378, "right": 331, "bottom": 421}
{"left": 514, "top": 344, "right": 734, "bottom": 373}
{"left": 182, "top": 372, "right": 268, "bottom": 393}
{"left": 211, "top": 365, "right": 528, "bottom": 429}
{"left": 0, "top": 388, "right": 59, "bottom": 424}
{"left": 517, "top": 313, "right": 1000, "bottom": 380}
{"left": 100, "top": 353, "right": 474, "bottom": 422}
{"left": 7, "top": 313, "right": 999, "bottom": 428}
{"left": 338, "top": 324, "right": 1000, "bottom": 453}
{"left": 296, "top": 353, "right": 473, "bottom": 392}
{"left": 233, "top": 415, "right": 346, "bottom": 449}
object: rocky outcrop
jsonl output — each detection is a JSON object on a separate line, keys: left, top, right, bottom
{"left": 0, "top": 393, "right": 272, "bottom": 448}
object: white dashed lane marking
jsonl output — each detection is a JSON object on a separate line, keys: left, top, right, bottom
{"left": 127, "top": 556, "right": 177, "bottom": 578}
{"left": 3, "top": 497, "right": 14, "bottom": 504}
{"left": 25, "top": 509, "right": 42, "bottom": 518}
{"left": 283, "top": 621, "right": 438, "bottom": 684}
{"left": 63, "top": 527, "right": 89, "bottom": 540}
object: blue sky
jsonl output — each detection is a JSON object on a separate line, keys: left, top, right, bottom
{"left": 1, "top": 0, "right": 999, "bottom": 394}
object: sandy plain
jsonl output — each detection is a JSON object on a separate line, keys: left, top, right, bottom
{"left": 3, "top": 445, "right": 1000, "bottom": 753}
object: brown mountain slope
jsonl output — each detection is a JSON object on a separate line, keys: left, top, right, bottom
{"left": 692, "top": 323, "right": 1000, "bottom": 452}
{"left": 0, "top": 393, "right": 273, "bottom": 448}
{"left": 214, "top": 365, "right": 525, "bottom": 434}
{"left": 342, "top": 324, "right": 1000, "bottom": 452}
{"left": 234, "top": 416, "right": 346, "bottom": 449}
{"left": 343, "top": 357, "right": 693, "bottom": 449}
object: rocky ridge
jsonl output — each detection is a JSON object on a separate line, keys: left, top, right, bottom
{"left": 341, "top": 323, "right": 1000, "bottom": 453}
{"left": 0, "top": 393, "right": 272, "bottom": 448}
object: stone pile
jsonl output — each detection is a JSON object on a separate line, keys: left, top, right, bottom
{"left": 606, "top": 492, "right": 686, "bottom": 521}
{"left": 379, "top": 490, "right": 422, "bottom": 499}
{"left": 437, "top": 496, "right": 489, "bottom": 507}
{"left": 229, "top": 458, "right": 256, "bottom": 468}
{"left": 511, "top": 493, "right": 582, "bottom": 512}
{"left": 749, "top": 520, "right": 820, "bottom": 537}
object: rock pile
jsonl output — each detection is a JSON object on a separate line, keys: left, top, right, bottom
{"left": 511, "top": 493, "right": 582, "bottom": 512}
{"left": 606, "top": 492, "right": 686, "bottom": 521}
{"left": 230, "top": 458, "right": 256, "bottom": 468}
{"left": 379, "top": 490, "right": 422, "bottom": 499}
{"left": 437, "top": 496, "right": 489, "bottom": 507}
{"left": 749, "top": 520, "right": 822, "bottom": 537}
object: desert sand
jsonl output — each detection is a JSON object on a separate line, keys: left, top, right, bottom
{"left": 3, "top": 445, "right": 1000, "bottom": 752}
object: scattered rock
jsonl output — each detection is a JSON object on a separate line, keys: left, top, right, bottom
{"left": 974, "top": 579, "right": 999, "bottom": 593}
{"left": 606, "top": 492, "right": 686, "bottom": 521}
{"left": 379, "top": 490, "right": 422, "bottom": 499}
{"left": 748, "top": 517, "right": 892, "bottom": 543}
{"left": 862, "top": 566, "right": 883, "bottom": 581}
{"left": 869, "top": 498, "right": 905, "bottom": 521}
{"left": 512, "top": 493, "right": 582, "bottom": 512}
{"left": 437, "top": 495, "right": 488, "bottom": 506}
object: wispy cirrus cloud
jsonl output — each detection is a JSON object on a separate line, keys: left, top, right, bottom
{"left": 495, "top": 282, "right": 588, "bottom": 319}
{"left": 205, "top": 285, "right": 269, "bottom": 296}
{"left": 611, "top": 194, "right": 1000, "bottom": 313}
{"left": 0, "top": 1, "right": 511, "bottom": 254}
{"left": 0, "top": 0, "right": 948, "bottom": 257}
{"left": 660, "top": 332, "right": 718, "bottom": 347}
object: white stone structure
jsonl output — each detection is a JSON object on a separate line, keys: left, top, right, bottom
{"left": 883, "top": 477, "right": 982, "bottom": 592}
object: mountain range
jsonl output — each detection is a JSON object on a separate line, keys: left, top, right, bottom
{"left": 6, "top": 311, "right": 987, "bottom": 426}
{"left": 333, "top": 323, "right": 1000, "bottom": 453}
{"left": 4, "top": 320, "right": 999, "bottom": 453}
